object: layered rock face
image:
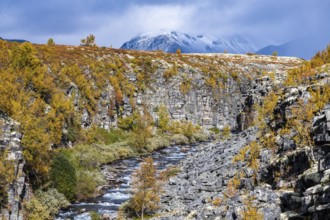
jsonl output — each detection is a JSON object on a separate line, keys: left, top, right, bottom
{"left": 0, "top": 116, "right": 30, "bottom": 220}
{"left": 153, "top": 67, "right": 330, "bottom": 219}
{"left": 83, "top": 54, "right": 302, "bottom": 131}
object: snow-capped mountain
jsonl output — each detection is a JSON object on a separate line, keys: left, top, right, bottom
{"left": 121, "top": 31, "right": 262, "bottom": 54}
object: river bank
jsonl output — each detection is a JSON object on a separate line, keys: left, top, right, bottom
{"left": 56, "top": 141, "right": 209, "bottom": 219}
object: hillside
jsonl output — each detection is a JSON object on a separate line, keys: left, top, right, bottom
{"left": 0, "top": 39, "right": 329, "bottom": 219}
{"left": 257, "top": 38, "right": 330, "bottom": 59}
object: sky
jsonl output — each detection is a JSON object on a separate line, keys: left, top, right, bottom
{"left": 0, "top": 0, "right": 329, "bottom": 51}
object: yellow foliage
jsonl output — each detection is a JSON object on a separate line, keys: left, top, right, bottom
{"left": 233, "top": 141, "right": 261, "bottom": 174}
{"left": 130, "top": 157, "right": 160, "bottom": 219}
{"left": 255, "top": 91, "right": 278, "bottom": 130}
{"left": 0, "top": 150, "right": 15, "bottom": 207}
{"left": 233, "top": 146, "right": 249, "bottom": 163}
{"left": 211, "top": 197, "right": 222, "bottom": 206}
{"left": 241, "top": 197, "right": 263, "bottom": 220}
{"left": 163, "top": 63, "right": 178, "bottom": 80}
{"left": 157, "top": 104, "right": 170, "bottom": 133}
{"left": 179, "top": 80, "right": 192, "bottom": 95}
{"left": 224, "top": 178, "right": 238, "bottom": 198}
{"left": 222, "top": 125, "right": 231, "bottom": 139}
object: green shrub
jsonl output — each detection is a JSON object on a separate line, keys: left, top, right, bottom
{"left": 50, "top": 152, "right": 77, "bottom": 201}
{"left": 170, "top": 134, "right": 189, "bottom": 145}
{"left": 0, "top": 150, "right": 15, "bottom": 208}
{"left": 156, "top": 104, "right": 170, "bottom": 133}
{"left": 94, "top": 128, "right": 128, "bottom": 145}
{"left": 221, "top": 125, "right": 231, "bottom": 139}
{"left": 35, "top": 188, "right": 70, "bottom": 216}
{"left": 24, "top": 197, "right": 50, "bottom": 220}
{"left": 76, "top": 170, "right": 104, "bottom": 200}
{"left": 118, "top": 115, "right": 136, "bottom": 131}
{"left": 146, "top": 135, "right": 171, "bottom": 151}
{"left": 90, "top": 211, "right": 101, "bottom": 220}
{"left": 209, "top": 127, "right": 220, "bottom": 134}
{"left": 193, "top": 131, "right": 209, "bottom": 142}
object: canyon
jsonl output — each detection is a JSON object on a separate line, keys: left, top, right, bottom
{"left": 0, "top": 41, "right": 329, "bottom": 219}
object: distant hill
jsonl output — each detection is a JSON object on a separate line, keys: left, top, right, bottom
{"left": 257, "top": 38, "right": 330, "bottom": 59}
{"left": 0, "top": 36, "right": 28, "bottom": 43}
{"left": 121, "top": 31, "right": 263, "bottom": 54}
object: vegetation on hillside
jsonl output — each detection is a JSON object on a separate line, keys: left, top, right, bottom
{"left": 0, "top": 38, "right": 306, "bottom": 217}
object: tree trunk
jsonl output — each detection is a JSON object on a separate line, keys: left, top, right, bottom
{"left": 141, "top": 202, "right": 145, "bottom": 220}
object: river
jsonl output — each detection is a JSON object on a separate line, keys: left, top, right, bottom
{"left": 56, "top": 144, "right": 199, "bottom": 220}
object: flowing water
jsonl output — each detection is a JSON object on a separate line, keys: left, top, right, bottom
{"left": 56, "top": 144, "right": 199, "bottom": 220}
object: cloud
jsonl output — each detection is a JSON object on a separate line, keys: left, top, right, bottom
{"left": 75, "top": 4, "right": 197, "bottom": 47}
{"left": 0, "top": 0, "right": 329, "bottom": 49}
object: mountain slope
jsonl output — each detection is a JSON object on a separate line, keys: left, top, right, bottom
{"left": 121, "top": 31, "right": 261, "bottom": 54}
{"left": 0, "top": 36, "right": 28, "bottom": 43}
{"left": 257, "top": 37, "right": 330, "bottom": 59}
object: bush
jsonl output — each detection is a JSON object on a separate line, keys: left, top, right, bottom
{"left": 34, "top": 188, "right": 70, "bottom": 217}
{"left": 221, "top": 125, "right": 231, "bottom": 139}
{"left": 76, "top": 170, "right": 104, "bottom": 200}
{"left": 47, "top": 38, "right": 55, "bottom": 45}
{"left": 94, "top": 128, "right": 128, "bottom": 145}
{"left": 0, "top": 150, "right": 14, "bottom": 208}
{"left": 80, "top": 34, "right": 96, "bottom": 47}
{"left": 241, "top": 197, "right": 263, "bottom": 220}
{"left": 90, "top": 211, "right": 101, "bottom": 220}
{"left": 193, "top": 131, "right": 209, "bottom": 142}
{"left": 159, "top": 166, "right": 181, "bottom": 181}
{"left": 209, "top": 127, "right": 220, "bottom": 134}
{"left": 146, "top": 135, "right": 170, "bottom": 151}
{"left": 156, "top": 104, "right": 170, "bottom": 133}
{"left": 50, "top": 152, "right": 77, "bottom": 201}
{"left": 170, "top": 134, "right": 189, "bottom": 145}
{"left": 129, "top": 158, "right": 160, "bottom": 219}
{"left": 24, "top": 197, "right": 50, "bottom": 220}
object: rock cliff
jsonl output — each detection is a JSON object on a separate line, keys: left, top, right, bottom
{"left": 0, "top": 115, "right": 30, "bottom": 220}
{"left": 153, "top": 66, "right": 330, "bottom": 219}
{"left": 80, "top": 53, "right": 302, "bottom": 131}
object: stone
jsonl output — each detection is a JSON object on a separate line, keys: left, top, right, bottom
{"left": 312, "top": 103, "right": 330, "bottom": 148}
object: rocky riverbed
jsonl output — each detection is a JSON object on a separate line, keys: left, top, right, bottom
{"left": 56, "top": 144, "right": 201, "bottom": 220}
{"left": 152, "top": 127, "right": 282, "bottom": 220}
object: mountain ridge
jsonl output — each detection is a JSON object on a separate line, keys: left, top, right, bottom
{"left": 257, "top": 37, "right": 330, "bottom": 59}
{"left": 0, "top": 36, "right": 28, "bottom": 43}
{"left": 121, "top": 31, "right": 262, "bottom": 54}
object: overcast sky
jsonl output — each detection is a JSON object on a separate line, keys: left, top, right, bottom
{"left": 1, "top": 0, "right": 329, "bottom": 49}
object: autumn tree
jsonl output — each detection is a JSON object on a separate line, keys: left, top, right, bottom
{"left": 129, "top": 157, "right": 160, "bottom": 219}
{"left": 80, "top": 34, "right": 97, "bottom": 47}
{"left": 47, "top": 38, "right": 55, "bottom": 45}
{"left": 157, "top": 104, "right": 170, "bottom": 133}
{"left": 0, "top": 150, "right": 15, "bottom": 209}
{"left": 131, "top": 112, "right": 153, "bottom": 150}
{"left": 222, "top": 124, "right": 231, "bottom": 139}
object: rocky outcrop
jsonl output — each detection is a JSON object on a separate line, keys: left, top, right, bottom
{"left": 151, "top": 60, "right": 330, "bottom": 219}
{"left": 153, "top": 127, "right": 282, "bottom": 219}
{"left": 312, "top": 104, "right": 330, "bottom": 149}
{"left": 0, "top": 115, "right": 30, "bottom": 220}
{"left": 79, "top": 54, "right": 302, "bottom": 132}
